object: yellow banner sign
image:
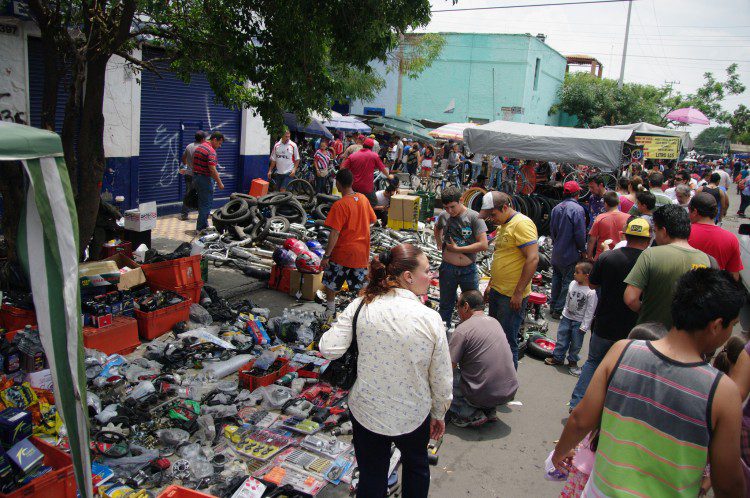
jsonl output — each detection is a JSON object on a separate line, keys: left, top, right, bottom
{"left": 635, "top": 135, "right": 680, "bottom": 160}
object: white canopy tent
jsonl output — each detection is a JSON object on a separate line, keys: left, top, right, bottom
{"left": 604, "top": 122, "right": 694, "bottom": 151}
{"left": 463, "top": 121, "right": 634, "bottom": 172}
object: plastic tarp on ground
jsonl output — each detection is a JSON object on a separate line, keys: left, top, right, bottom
{"left": 463, "top": 121, "right": 634, "bottom": 171}
{"left": 604, "top": 122, "right": 694, "bottom": 151}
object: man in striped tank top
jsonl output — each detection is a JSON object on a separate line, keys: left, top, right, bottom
{"left": 553, "top": 268, "right": 746, "bottom": 497}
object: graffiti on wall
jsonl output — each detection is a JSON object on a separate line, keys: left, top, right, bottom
{"left": 0, "top": 92, "right": 26, "bottom": 124}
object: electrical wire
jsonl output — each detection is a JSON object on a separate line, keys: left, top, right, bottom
{"left": 432, "top": 0, "right": 636, "bottom": 13}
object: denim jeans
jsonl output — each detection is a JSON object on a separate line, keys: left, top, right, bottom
{"left": 569, "top": 334, "right": 616, "bottom": 409}
{"left": 351, "top": 414, "right": 430, "bottom": 498}
{"left": 471, "top": 161, "right": 482, "bottom": 181}
{"left": 315, "top": 175, "right": 328, "bottom": 194}
{"left": 193, "top": 174, "right": 214, "bottom": 231}
{"left": 551, "top": 263, "right": 576, "bottom": 313}
{"left": 488, "top": 289, "right": 528, "bottom": 370}
{"left": 551, "top": 316, "right": 584, "bottom": 364}
{"left": 739, "top": 193, "right": 750, "bottom": 215}
{"left": 489, "top": 166, "right": 503, "bottom": 190}
{"left": 438, "top": 262, "right": 479, "bottom": 324}
{"left": 181, "top": 174, "right": 194, "bottom": 216}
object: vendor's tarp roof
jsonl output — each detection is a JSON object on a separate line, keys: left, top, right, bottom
{"left": 429, "top": 122, "right": 478, "bottom": 141}
{"left": 366, "top": 115, "right": 436, "bottom": 144}
{"left": 283, "top": 113, "right": 333, "bottom": 139}
{"left": 0, "top": 123, "right": 91, "bottom": 498}
{"left": 463, "top": 121, "right": 633, "bottom": 171}
{"left": 732, "top": 143, "right": 750, "bottom": 154}
{"left": 604, "top": 122, "right": 694, "bottom": 151}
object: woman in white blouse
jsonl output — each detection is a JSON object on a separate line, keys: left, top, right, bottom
{"left": 319, "top": 243, "right": 453, "bottom": 498}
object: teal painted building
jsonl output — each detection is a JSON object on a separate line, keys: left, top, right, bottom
{"left": 351, "top": 33, "right": 567, "bottom": 126}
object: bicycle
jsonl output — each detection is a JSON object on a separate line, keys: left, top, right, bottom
{"left": 562, "top": 165, "right": 617, "bottom": 200}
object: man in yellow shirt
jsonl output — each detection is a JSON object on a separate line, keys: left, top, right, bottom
{"left": 479, "top": 192, "right": 539, "bottom": 369}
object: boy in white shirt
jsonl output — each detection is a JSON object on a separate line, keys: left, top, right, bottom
{"left": 545, "top": 261, "right": 598, "bottom": 376}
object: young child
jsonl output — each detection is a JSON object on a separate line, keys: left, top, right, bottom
{"left": 627, "top": 322, "right": 668, "bottom": 341}
{"left": 545, "top": 261, "right": 598, "bottom": 376}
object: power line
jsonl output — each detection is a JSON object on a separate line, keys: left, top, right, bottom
{"left": 431, "top": 0, "right": 634, "bottom": 13}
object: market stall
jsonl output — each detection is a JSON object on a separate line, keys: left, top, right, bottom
{"left": 0, "top": 122, "right": 92, "bottom": 498}
{"left": 428, "top": 122, "right": 478, "bottom": 141}
{"left": 463, "top": 121, "right": 635, "bottom": 171}
{"left": 366, "top": 115, "right": 436, "bottom": 144}
{"left": 604, "top": 122, "right": 693, "bottom": 160}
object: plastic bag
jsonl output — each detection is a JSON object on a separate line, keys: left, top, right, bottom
{"left": 157, "top": 428, "right": 190, "bottom": 447}
{"left": 253, "top": 350, "right": 279, "bottom": 371}
{"left": 190, "top": 304, "right": 213, "bottom": 325}
{"left": 544, "top": 451, "right": 568, "bottom": 481}
{"left": 260, "top": 385, "right": 293, "bottom": 410}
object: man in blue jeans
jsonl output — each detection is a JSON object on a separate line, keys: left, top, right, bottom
{"left": 479, "top": 191, "right": 539, "bottom": 369}
{"left": 567, "top": 218, "right": 651, "bottom": 410}
{"left": 191, "top": 131, "right": 225, "bottom": 231}
{"left": 549, "top": 181, "right": 587, "bottom": 319}
{"left": 434, "top": 186, "right": 488, "bottom": 326}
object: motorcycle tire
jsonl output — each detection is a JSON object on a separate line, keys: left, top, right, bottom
{"left": 258, "top": 192, "right": 294, "bottom": 206}
{"left": 518, "top": 338, "right": 528, "bottom": 360}
{"left": 229, "top": 193, "right": 259, "bottom": 206}
{"left": 313, "top": 203, "right": 332, "bottom": 220}
{"left": 271, "top": 201, "right": 306, "bottom": 223}
{"left": 316, "top": 193, "right": 341, "bottom": 204}
{"left": 287, "top": 179, "right": 315, "bottom": 202}
{"left": 526, "top": 333, "right": 556, "bottom": 360}
{"left": 266, "top": 216, "right": 291, "bottom": 233}
{"left": 211, "top": 211, "right": 228, "bottom": 233}
{"left": 249, "top": 218, "right": 270, "bottom": 242}
{"left": 220, "top": 199, "right": 250, "bottom": 220}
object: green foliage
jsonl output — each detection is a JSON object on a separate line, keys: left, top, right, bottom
{"left": 551, "top": 64, "right": 746, "bottom": 128}
{"left": 399, "top": 33, "right": 446, "bottom": 79}
{"left": 694, "top": 126, "right": 731, "bottom": 153}
{"left": 143, "top": 0, "right": 434, "bottom": 134}
{"left": 549, "top": 72, "right": 670, "bottom": 127}
{"left": 729, "top": 104, "right": 750, "bottom": 142}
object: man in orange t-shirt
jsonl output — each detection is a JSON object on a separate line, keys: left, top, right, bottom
{"left": 322, "top": 168, "right": 377, "bottom": 316}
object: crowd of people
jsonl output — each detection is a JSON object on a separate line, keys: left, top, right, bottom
{"left": 311, "top": 149, "right": 750, "bottom": 496}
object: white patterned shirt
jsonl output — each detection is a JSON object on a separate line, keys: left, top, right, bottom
{"left": 319, "top": 289, "right": 453, "bottom": 436}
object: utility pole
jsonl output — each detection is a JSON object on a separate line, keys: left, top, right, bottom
{"left": 396, "top": 34, "right": 405, "bottom": 116}
{"left": 618, "top": 0, "right": 633, "bottom": 89}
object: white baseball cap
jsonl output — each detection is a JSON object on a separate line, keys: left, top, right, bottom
{"left": 481, "top": 192, "right": 494, "bottom": 210}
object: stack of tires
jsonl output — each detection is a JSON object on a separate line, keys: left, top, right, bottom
{"left": 459, "top": 188, "right": 561, "bottom": 236}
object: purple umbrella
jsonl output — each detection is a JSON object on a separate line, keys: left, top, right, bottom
{"left": 665, "top": 107, "right": 710, "bottom": 125}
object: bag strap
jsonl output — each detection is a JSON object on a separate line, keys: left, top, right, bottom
{"left": 350, "top": 299, "right": 366, "bottom": 354}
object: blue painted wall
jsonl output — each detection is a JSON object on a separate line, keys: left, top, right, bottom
{"left": 239, "top": 154, "right": 269, "bottom": 193}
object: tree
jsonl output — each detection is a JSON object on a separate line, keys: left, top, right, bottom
{"left": 663, "top": 64, "right": 746, "bottom": 124}
{"left": 549, "top": 72, "right": 670, "bottom": 128}
{"left": 550, "top": 64, "right": 746, "bottom": 129}
{"left": 8, "top": 0, "right": 436, "bottom": 259}
{"left": 729, "top": 104, "right": 750, "bottom": 143}
{"left": 694, "top": 126, "right": 731, "bottom": 154}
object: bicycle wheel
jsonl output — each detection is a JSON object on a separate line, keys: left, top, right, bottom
{"left": 517, "top": 164, "right": 537, "bottom": 195}
{"left": 563, "top": 171, "right": 590, "bottom": 199}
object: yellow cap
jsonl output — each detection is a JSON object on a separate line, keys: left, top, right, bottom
{"left": 624, "top": 218, "right": 650, "bottom": 237}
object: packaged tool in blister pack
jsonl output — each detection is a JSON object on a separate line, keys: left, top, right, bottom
{"left": 232, "top": 429, "right": 295, "bottom": 461}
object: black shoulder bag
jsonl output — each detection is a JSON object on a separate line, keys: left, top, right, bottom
{"left": 321, "top": 299, "right": 366, "bottom": 390}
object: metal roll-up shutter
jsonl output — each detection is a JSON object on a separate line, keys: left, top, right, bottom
{"left": 139, "top": 48, "right": 240, "bottom": 207}
{"left": 27, "top": 37, "right": 70, "bottom": 131}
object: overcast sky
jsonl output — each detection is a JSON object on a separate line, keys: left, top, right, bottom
{"left": 421, "top": 0, "right": 750, "bottom": 135}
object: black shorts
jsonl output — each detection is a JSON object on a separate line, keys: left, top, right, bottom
{"left": 323, "top": 261, "right": 368, "bottom": 292}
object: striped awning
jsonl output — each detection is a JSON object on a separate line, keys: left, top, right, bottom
{"left": 1, "top": 123, "right": 92, "bottom": 498}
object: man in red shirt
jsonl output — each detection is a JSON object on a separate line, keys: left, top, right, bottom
{"left": 192, "top": 131, "right": 225, "bottom": 231}
{"left": 688, "top": 192, "right": 743, "bottom": 280}
{"left": 321, "top": 168, "right": 377, "bottom": 317}
{"left": 341, "top": 137, "right": 392, "bottom": 206}
{"left": 587, "top": 191, "right": 630, "bottom": 260}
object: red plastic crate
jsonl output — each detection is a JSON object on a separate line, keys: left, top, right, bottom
{"left": 141, "top": 255, "right": 202, "bottom": 288}
{"left": 135, "top": 300, "right": 190, "bottom": 340}
{"left": 239, "top": 357, "right": 290, "bottom": 391}
{"left": 157, "top": 486, "right": 217, "bottom": 498}
{"left": 1, "top": 304, "right": 37, "bottom": 331}
{"left": 83, "top": 316, "right": 141, "bottom": 355}
{"left": 0, "top": 437, "right": 75, "bottom": 498}
{"left": 148, "top": 281, "right": 203, "bottom": 304}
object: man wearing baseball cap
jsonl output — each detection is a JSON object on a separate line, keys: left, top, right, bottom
{"left": 479, "top": 191, "right": 539, "bottom": 369}
{"left": 568, "top": 216, "right": 651, "bottom": 411}
{"left": 342, "top": 134, "right": 365, "bottom": 160}
{"left": 341, "top": 137, "right": 392, "bottom": 206}
{"left": 549, "top": 181, "right": 587, "bottom": 319}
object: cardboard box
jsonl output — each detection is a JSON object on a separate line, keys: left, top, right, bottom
{"left": 289, "top": 270, "right": 323, "bottom": 301}
{"left": 79, "top": 260, "right": 120, "bottom": 289}
{"left": 124, "top": 201, "right": 157, "bottom": 232}
{"left": 103, "top": 253, "right": 146, "bottom": 290}
{"left": 388, "top": 194, "right": 421, "bottom": 223}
